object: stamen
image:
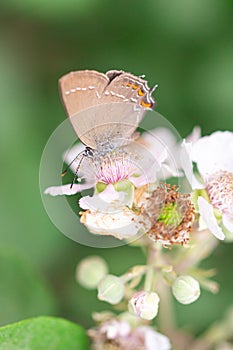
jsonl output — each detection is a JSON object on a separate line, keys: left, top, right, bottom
{"left": 142, "top": 184, "right": 195, "bottom": 245}
{"left": 206, "top": 171, "right": 233, "bottom": 217}
{"left": 93, "top": 151, "right": 136, "bottom": 184}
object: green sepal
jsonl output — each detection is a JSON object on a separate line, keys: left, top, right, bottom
{"left": 114, "top": 179, "right": 134, "bottom": 207}
{"left": 95, "top": 182, "right": 108, "bottom": 194}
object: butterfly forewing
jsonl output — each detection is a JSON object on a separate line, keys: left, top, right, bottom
{"left": 59, "top": 70, "right": 109, "bottom": 117}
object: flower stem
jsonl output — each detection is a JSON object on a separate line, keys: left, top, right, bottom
{"left": 157, "top": 280, "right": 176, "bottom": 333}
{"left": 144, "top": 266, "right": 154, "bottom": 292}
{"left": 147, "top": 242, "right": 176, "bottom": 332}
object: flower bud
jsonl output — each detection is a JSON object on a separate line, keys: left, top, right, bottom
{"left": 172, "top": 275, "right": 200, "bottom": 305}
{"left": 128, "top": 291, "right": 160, "bottom": 320}
{"left": 76, "top": 256, "right": 108, "bottom": 290}
{"left": 98, "top": 275, "right": 125, "bottom": 305}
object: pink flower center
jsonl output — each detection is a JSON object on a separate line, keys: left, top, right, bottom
{"left": 206, "top": 171, "right": 233, "bottom": 218}
{"left": 94, "top": 151, "right": 136, "bottom": 184}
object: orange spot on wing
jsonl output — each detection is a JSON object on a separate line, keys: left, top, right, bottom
{"left": 138, "top": 89, "right": 145, "bottom": 96}
{"left": 141, "top": 100, "right": 153, "bottom": 108}
{"left": 126, "top": 83, "right": 139, "bottom": 90}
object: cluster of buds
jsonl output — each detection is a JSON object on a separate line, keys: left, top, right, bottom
{"left": 76, "top": 255, "right": 202, "bottom": 320}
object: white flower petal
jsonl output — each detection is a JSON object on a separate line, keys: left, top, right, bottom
{"left": 80, "top": 207, "right": 142, "bottom": 239}
{"left": 125, "top": 140, "right": 162, "bottom": 178}
{"left": 140, "top": 127, "right": 182, "bottom": 177}
{"left": 79, "top": 184, "right": 128, "bottom": 212}
{"left": 192, "top": 131, "right": 233, "bottom": 177}
{"left": 138, "top": 326, "right": 171, "bottom": 350}
{"left": 197, "top": 197, "right": 225, "bottom": 240}
{"left": 157, "top": 163, "right": 183, "bottom": 179}
{"left": 198, "top": 215, "right": 208, "bottom": 231}
{"left": 129, "top": 175, "right": 148, "bottom": 187}
{"left": 140, "top": 130, "right": 168, "bottom": 164}
{"left": 44, "top": 183, "right": 93, "bottom": 196}
{"left": 63, "top": 143, "right": 86, "bottom": 173}
{"left": 99, "top": 184, "right": 125, "bottom": 203}
{"left": 186, "top": 126, "right": 201, "bottom": 143}
{"left": 101, "top": 320, "right": 130, "bottom": 339}
{"left": 222, "top": 215, "right": 233, "bottom": 234}
{"left": 180, "top": 141, "right": 204, "bottom": 189}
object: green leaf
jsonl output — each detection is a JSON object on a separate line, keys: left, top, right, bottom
{"left": 0, "top": 316, "right": 89, "bottom": 350}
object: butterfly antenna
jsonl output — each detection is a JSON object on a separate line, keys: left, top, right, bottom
{"left": 61, "top": 150, "right": 85, "bottom": 177}
{"left": 70, "top": 153, "right": 86, "bottom": 189}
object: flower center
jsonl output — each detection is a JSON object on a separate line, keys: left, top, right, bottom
{"left": 206, "top": 171, "right": 233, "bottom": 218}
{"left": 93, "top": 151, "right": 136, "bottom": 185}
{"left": 142, "top": 184, "right": 195, "bottom": 245}
{"left": 157, "top": 203, "right": 182, "bottom": 226}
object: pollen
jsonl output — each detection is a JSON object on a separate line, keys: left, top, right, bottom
{"left": 142, "top": 184, "right": 195, "bottom": 245}
{"left": 206, "top": 170, "right": 233, "bottom": 218}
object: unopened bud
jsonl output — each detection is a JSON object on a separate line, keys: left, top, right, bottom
{"left": 98, "top": 275, "right": 125, "bottom": 305}
{"left": 76, "top": 256, "right": 108, "bottom": 289}
{"left": 172, "top": 275, "right": 200, "bottom": 305}
{"left": 128, "top": 291, "right": 160, "bottom": 320}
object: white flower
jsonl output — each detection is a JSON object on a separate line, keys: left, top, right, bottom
{"left": 140, "top": 326, "right": 171, "bottom": 350}
{"left": 181, "top": 129, "right": 233, "bottom": 239}
{"left": 89, "top": 318, "right": 171, "bottom": 350}
{"left": 100, "top": 319, "right": 130, "bottom": 339}
{"left": 45, "top": 127, "right": 182, "bottom": 196}
{"left": 44, "top": 127, "right": 185, "bottom": 240}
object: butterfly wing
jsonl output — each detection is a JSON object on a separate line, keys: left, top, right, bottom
{"left": 103, "top": 70, "right": 156, "bottom": 110}
{"left": 59, "top": 70, "right": 156, "bottom": 149}
{"left": 69, "top": 102, "right": 144, "bottom": 149}
{"left": 59, "top": 70, "right": 109, "bottom": 117}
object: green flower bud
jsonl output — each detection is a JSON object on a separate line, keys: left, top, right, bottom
{"left": 98, "top": 274, "right": 125, "bottom": 305}
{"left": 172, "top": 275, "right": 200, "bottom": 305}
{"left": 76, "top": 256, "right": 108, "bottom": 290}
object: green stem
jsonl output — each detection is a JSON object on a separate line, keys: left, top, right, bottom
{"left": 144, "top": 266, "right": 154, "bottom": 292}
{"left": 147, "top": 242, "right": 176, "bottom": 332}
{"left": 157, "top": 281, "right": 176, "bottom": 333}
{"left": 120, "top": 266, "right": 147, "bottom": 283}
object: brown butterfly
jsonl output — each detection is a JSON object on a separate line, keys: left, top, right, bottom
{"left": 59, "top": 69, "right": 157, "bottom": 186}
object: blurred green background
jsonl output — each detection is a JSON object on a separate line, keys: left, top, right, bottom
{"left": 0, "top": 0, "right": 232, "bottom": 336}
